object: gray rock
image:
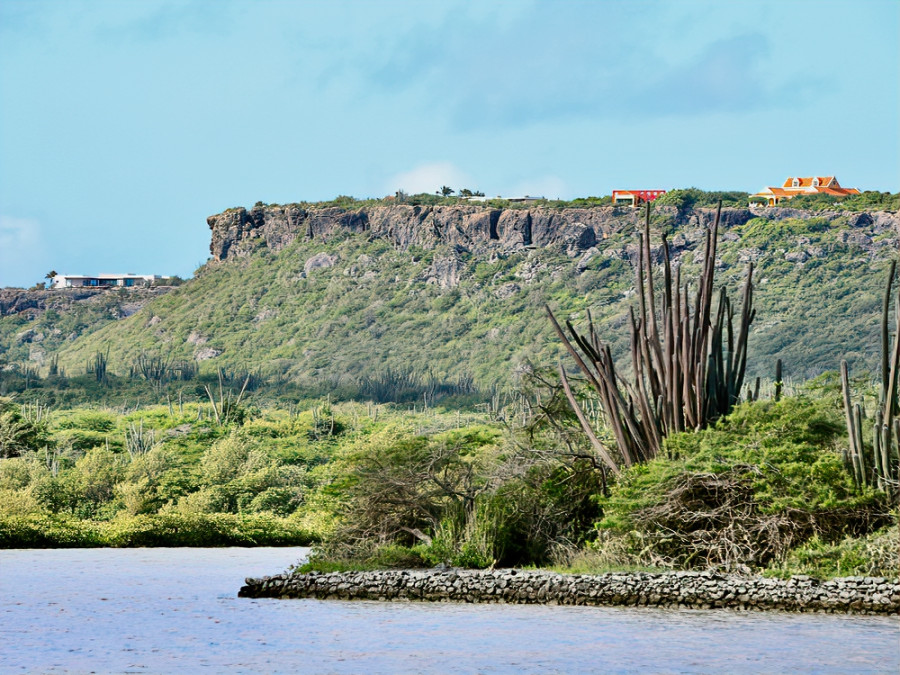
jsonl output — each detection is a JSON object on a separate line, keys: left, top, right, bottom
{"left": 304, "top": 252, "right": 338, "bottom": 274}
{"left": 194, "top": 347, "right": 223, "bottom": 361}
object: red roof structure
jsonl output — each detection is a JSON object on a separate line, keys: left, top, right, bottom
{"left": 612, "top": 189, "right": 666, "bottom": 206}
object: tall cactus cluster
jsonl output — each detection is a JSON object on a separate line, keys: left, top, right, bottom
{"left": 841, "top": 261, "right": 899, "bottom": 498}
{"left": 546, "top": 201, "right": 755, "bottom": 474}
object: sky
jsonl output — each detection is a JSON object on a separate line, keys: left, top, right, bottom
{"left": 0, "top": 0, "right": 898, "bottom": 288}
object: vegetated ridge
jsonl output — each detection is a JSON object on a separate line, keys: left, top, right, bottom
{"left": 2, "top": 200, "right": 898, "bottom": 399}
{"left": 1, "top": 197, "right": 898, "bottom": 581}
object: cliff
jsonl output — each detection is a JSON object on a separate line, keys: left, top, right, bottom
{"left": 5, "top": 201, "right": 898, "bottom": 391}
{"left": 0, "top": 286, "right": 173, "bottom": 368}
{"left": 207, "top": 202, "right": 899, "bottom": 263}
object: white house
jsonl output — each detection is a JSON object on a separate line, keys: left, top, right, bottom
{"left": 51, "top": 273, "right": 162, "bottom": 288}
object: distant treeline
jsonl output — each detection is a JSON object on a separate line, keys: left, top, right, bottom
{"left": 0, "top": 360, "right": 496, "bottom": 410}
{"left": 244, "top": 188, "right": 899, "bottom": 212}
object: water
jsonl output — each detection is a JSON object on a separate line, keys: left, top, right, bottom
{"left": 1, "top": 548, "right": 897, "bottom": 674}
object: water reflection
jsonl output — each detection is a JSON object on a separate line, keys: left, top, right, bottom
{"left": 1, "top": 548, "right": 897, "bottom": 674}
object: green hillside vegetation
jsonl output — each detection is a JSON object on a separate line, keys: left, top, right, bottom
{"left": 0, "top": 395, "right": 493, "bottom": 547}
{"left": 3, "top": 386, "right": 893, "bottom": 578}
{"left": 0, "top": 290, "right": 158, "bottom": 379}
{"left": 768, "top": 191, "right": 900, "bottom": 212}
{"left": 1, "top": 197, "right": 897, "bottom": 578}
{"left": 2, "top": 209, "right": 895, "bottom": 406}
{"left": 213, "top": 187, "right": 896, "bottom": 213}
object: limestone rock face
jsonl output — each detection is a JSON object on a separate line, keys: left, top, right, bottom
{"left": 206, "top": 204, "right": 900, "bottom": 280}
{"left": 0, "top": 287, "right": 171, "bottom": 320}
{"left": 207, "top": 204, "right": 656, "bottom": 262}
{"left": 424, "top": 252, "right": 464, "bottom": 289}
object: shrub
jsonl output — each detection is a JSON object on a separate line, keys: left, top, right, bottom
{"left": 367, "top": 544, "right": 429, "bottom": 568}
{"left": 55, "top": 410, "right": 116, "bottom": 432}
{"left": 248, "top": 487, "right": 302, "bottom": 516}
{"left": 768, "top": 524, "right": 899, "bottom": 578}
{"left": 0, "top": 514, "right": 103, "bottom": 547}
{"left": 598, "top": 397, "right": 891, "bottom": 569}
{"left": 0, "top": 398, "right": 50, "bottom": 458}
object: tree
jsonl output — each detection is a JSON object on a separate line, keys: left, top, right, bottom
{"left": 840, "top": 260, "right": 899, "bottom": 498}
{"left": 0, "top": 397, "right": 50, "bottom": 459}
{"left": 45, "top": 270, "right": 57, "bottom": 280}
{"left": 438, "top": 186, "right": 454, "bottom": 197}
{"left": 330, "top": 426, "right": 501, "bottom": 550}
{"left": 547, "top": 202, "right": 755, "bottom": 474}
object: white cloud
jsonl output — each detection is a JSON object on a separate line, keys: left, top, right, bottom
{"left": 0, "top": 215, "right": 45, "bottom": 287}
{"left": 385, "top": 161, "right": 476, "bottom": 196}
{"left": 506, "top": 175, "right": 569, "bottom": 200}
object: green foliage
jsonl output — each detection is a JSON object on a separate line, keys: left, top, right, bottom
{"left": 655, "top": 188, "right": 749, "bottom": 211}
{"left": 367, "top": 543, "right": 429, "bottom": 569}
{"left": 0, "top": 512, "right": 314, "bottom": 547}
{"left": 1, "top": 204, "right": 896, "bottom": 401}
{"left": 56, "top": 409, "right": 117, "bottom": 432}
{"left": 0, "top": 401, "right": 496, "bottom": 550}
{"left": 767, "top": 524, "right": 898, "bottom": 578}
{"left": 0, "top": 513, "right": 104, "bottom": 547}
{"left": 0, "top": 397, "right": 50, "bottom": 458}
{"left": 598, "top": 397, "right": 892, "bottom": 570}
{"left": 316, "top": 423, "right": 516, "bottom": 567}
{"left": 0, "top": 393, "right": 893, "bottom": 575}
{"left": 603, "top": 398, "right": 863, "bottom": 525}
{"left": 780, "top": 191, "right": 900, "bottom": 212}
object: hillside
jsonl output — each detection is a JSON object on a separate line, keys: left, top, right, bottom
{"left": 0, "top": 286, "right": 173, "bottom": 372}
{"left": 2, "top": 201, "right": 898, "bottom": 399}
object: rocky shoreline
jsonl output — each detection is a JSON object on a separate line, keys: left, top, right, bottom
{"left": 239, "top": 568, "right": 900, "bottom": 615}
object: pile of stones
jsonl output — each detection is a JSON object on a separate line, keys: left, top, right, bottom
{"left": 239, "top": 568, "right": 899, "bottom": 614}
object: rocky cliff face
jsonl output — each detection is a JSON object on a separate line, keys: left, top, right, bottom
{"left": 0, "top": 287, "right": 171, "bottom": 319}
{"left": 207, "top": 203, "right": 900, "bottom": 263}
{"left": 0, "top": 286, "right": 174, "bottom": 366}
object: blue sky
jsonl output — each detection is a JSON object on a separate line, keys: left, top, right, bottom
{"left": 1, "top": 0, "right": 897, "bottom": 287}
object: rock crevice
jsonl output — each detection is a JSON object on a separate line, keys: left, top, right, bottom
{"left": 208, "top": 203, "right": 900, "bottom": 264}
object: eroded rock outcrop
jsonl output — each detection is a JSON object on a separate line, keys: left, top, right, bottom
{"left": 208, "top": 204, "right": 653, "bottom": 261}
{"left": 0, "top": 287, "right": 172, "bottom": 319}
{"left": 208, "top": 203, "right": 900, "bottom": 264}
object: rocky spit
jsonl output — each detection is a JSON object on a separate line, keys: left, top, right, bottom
{"left": 239, "top": 568, "right": 900, "bottom": 615}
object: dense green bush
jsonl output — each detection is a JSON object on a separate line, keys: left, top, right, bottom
{"left": 0, "top": 512, "right": 315, "bottom": 547}
{"left": 0, "top": 514, "right": 104, "bottom": 547}
{"left": 778, "top": 191, "right": 900, "bottom": 212}
{"left": 655, "top": 188, "right": 749, "bottom": 211}
{"left": 0, "top": 398, "right": 50, "bottom": 458}
{"left": 0, "top": 402, "right": 500, "bottom": 550}
{"left": 767, "top": 524, "right": 898, "bottom": 578}
{"left": 598, "top": 397, "right": 892, "bottom": 570}
{"left": 2, "top": 203, "right": 895, "bottom": 400}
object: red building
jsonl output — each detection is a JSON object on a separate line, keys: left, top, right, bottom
{"left": 612, "top": 189, "right": 666, "bottom": 206}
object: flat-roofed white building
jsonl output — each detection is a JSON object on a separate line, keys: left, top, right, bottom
{"left": 51, "top": 274, "right": 161, "bottom": 288}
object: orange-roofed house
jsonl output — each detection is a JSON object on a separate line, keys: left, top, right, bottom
{"left": 750, "top": 176, "right": 860, "bottom": 206}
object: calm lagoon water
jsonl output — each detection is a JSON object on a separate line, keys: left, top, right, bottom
{"left": 1, "top": 547, "right": 897, "bottom": 674}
